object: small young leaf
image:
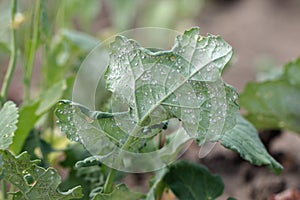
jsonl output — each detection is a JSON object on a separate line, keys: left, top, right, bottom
{"left": 240, "top": 57, "right": 300, "bottom": 133}
{"left": 92, "top": 184, "right": 144, "bottom": 200}
{"left": 163, "top": 160, "right": 224, "bottom": 200}
{"left": 221, "top": 114, "right": 283, "bottom": 174}
{"left": 0, "top": 150, "right": 83, "bottom": 199}
{"left": 0, "top": 101, "right": 18, "bottom": 150}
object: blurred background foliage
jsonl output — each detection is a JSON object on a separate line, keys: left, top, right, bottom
{"left": 1, "top": 0, "right": 300, "bottom": 199}
{"left": 0, "top": 0, "right": 207, "bottom": 103}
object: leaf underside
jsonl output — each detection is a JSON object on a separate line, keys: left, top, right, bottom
{"left": 221, "top": 114, "right": 283, "bottom": 174}
{"left": 0, "top": 150, "right": 83, "bottom": 200}
{"left": 56, "top": 27, "right": 239, "bottom": 156}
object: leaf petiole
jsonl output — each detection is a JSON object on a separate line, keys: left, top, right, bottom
{"left": 103, "top": 168, "right": 116, "bottom": 194}
{"left": 1, "top": 179, "right": 8, "bottom": 200}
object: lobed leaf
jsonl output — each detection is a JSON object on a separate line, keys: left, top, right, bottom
{"left": 56, "top": 27, "right": 239, "bottom": 153}
{"left": 0, "top": 150, "right": 83, "bottom": 199}
{"left": 105, "top": 27, "right": 238, "bottom": 144}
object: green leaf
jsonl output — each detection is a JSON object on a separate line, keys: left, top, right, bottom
{"left": 283, "top": 57, "right": 300, "bottom": 85}
{"left": 240, "top": 57, "right": 300, "bottom": 133}
{"left": 0, "top": 101, "right": 18, "bottom": 150}
{"left": 25, "top": 168, "right": 82, "bottom": 200}
{"left": 105, "top": 27, "right": 238, "bottom": 144}
{"left": 55, "top": 27, "right": 239, "bottom": 173}
{"left": 0, "top": 150, "right": 83, "bottom": 199}
{"left": 221, "top": 114, "right": 283, "bottom": 174}
{"left": 60, "top": 143, "right": 91, "bottom": 168}
{"left": 61, "top": 29, "right": 99, "bottom": 52}
{"left": 10, "top": 101, "right": 40, "bottom": 154}
{"left": 163, "top": 160, "right": 224, "bottom": 200}
{"left": 21, "top": 130, "right": 55, "bottom": 166}
{"left": 56, "top": 27, "right": 238, "bottom": 150}
{"left": 92, "top": 184, "right": 144, "bottom": 200}
{"left": 0, "top": 41, "right": 10, "bottom": 54}
{"left": 10, "top": 79, "right": 67, "bottom": 154}
{"left": 36, "top": 79, "right": 67, "bottom": 115}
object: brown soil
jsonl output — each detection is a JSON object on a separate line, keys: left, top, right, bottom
{"left": 186, "top": 131, "right": 300, "bottom": 200}
{"left": 197, "top": 0, "right": 300, "bottom": 92}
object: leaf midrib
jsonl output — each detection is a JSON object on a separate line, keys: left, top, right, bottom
{"left": 135, "top": 51, "right": 231, "bottom": 128}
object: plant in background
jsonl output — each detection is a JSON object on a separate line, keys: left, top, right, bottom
{"left": 0, "top": 0, "right": 292, "bottom": 200}
{"left": 240, "top": 58, "right": 300, "bottom": 134}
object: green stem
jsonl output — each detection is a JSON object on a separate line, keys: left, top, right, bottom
{"left": 1, "top": 179, "right": 7, "bottom": 200}
{"left": 158, "top": 132, "right": 162, "bottom": 149}
{"left": 0, "top": 0, "right": 18, "bottom": 105}
{"left": 102, "top": 125, "right": 140, "bottom": 194}
{"left": 120, "top": 131, "right": 136, "bottom": 152}
{"left": 101, "top": 124, "right": 140, "bottom": 194}
{"left": 103, "top": 168, "right": 116, "bottom": 194}
{"left": 24, "top": 0, "right": 41, "bottom": 101}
